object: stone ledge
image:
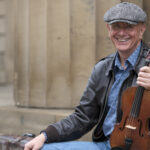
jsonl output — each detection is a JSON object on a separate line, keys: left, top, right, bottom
{"left": 0, "top": 105, "right": 92, "bottom": 141}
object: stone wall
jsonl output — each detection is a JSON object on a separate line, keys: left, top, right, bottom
{"left": 13, "top": 0, "right": 115, "bottom": 108}
{"left": 0, "top": 0, "right": 7, "bottom": 84}
{"left": 11, "top": 0, "right": 150, "bottom": 109}
{"left": 0, "top": 0, "right": 150, "bottom": 141}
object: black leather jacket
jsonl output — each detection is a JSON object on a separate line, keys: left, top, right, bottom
{"left": 43, "top": 42, "right": 149, "bottom": 143}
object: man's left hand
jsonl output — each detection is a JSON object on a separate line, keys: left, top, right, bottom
{"left": 137, "top": 66, "right": 150, "bottom": 90}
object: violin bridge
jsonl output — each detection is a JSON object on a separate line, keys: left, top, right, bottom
{"left": 125, "top": 125, "right": 136, "bottom": 130}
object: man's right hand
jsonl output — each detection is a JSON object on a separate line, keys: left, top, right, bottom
{"left": 24, "top": 133, "right": 46, "bottom": 150}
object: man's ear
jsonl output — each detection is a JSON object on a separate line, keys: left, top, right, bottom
{"left": 106, "top": 24, "right": 110, "bottom": 30}
{"left": 106, "top": 24, "right": 111, "bottom": 37}
{"left": 139, "top": 23, "right": 146, "bottom": 39}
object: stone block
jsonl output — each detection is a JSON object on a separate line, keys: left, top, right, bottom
{"left": 0, "top": 1, "right": 5, "bottom": 15}
{"left": 0, "top": 106, "right": 92, "bottom": 141}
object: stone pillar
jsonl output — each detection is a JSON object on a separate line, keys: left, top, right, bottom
{"left": 6, "top": 0, "right": 16, "bottom": 84}
{"left": 14, "top": 0, "right": 30, "bottom": 106}
{"left": 14, "top": 0, "right": 96, "bottom": 108}
{"left": 70, "top": 0, "right": 96, "bottom": 106}
{"left": 28, "top": 0, "right": 47, "bottom": 107}
{"left": 46, "top": 0, "right": 71, "bottom": 107}
{"left": 0, "top": 0, "right": 7, "bottom": 84}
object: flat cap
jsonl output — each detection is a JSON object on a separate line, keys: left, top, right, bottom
{"left": 104, "top": 2, "right": 147, "bottom": 24}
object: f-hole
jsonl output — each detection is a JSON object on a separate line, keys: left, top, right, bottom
{"left": 148, "top": 118, "right": 150, "bottom": 132}
{"left": 146, "top": 118, "right": 150, "bottom": 136}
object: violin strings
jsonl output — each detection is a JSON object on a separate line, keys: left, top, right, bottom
{"left": 125, "top": 87, "right": 144, "bottom": 140}
{"left": 124, "top": 54, "right": 149, "bottom": 142}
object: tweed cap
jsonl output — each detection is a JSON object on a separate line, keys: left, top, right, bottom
{"left": 104, "top": 2, "right": 147, "bottom": 24}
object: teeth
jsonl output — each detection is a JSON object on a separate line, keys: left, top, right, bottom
{"left": 118, "top": 39, "right": 128, "bottom": 42}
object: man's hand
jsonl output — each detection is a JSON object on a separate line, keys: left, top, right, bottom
{"left": 24, "top": 133, "right": 46, "bottom": 150}
{"left": 137, "top": 66, "right": 150, "bottom": 90}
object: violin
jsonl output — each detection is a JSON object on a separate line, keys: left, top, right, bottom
{"left": 110, "top": 50, "right": 150, "bottom": 150}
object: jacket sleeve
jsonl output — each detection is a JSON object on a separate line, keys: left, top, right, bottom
{"left": 41, "top": 66, "right": 100, "bottom": 143}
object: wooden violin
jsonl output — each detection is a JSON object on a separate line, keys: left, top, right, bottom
{"left": 110, "top": 51, "right": 150, "bottom": 150}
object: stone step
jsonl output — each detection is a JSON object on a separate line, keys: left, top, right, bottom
{"left": 0, "top": 105, "right": 92, "bottom": 141}
{"left": 0, "top": 85, "right": 92, "bottom": 141}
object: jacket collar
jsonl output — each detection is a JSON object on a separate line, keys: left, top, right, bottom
{"left": 105, "top": 41, "right": 150, "bottom": 76}
{"left": 134, "top": 41, "right": 150, "bottom": 75}
{"left": 105, "top": 53, "right": 116, "bottom": 76}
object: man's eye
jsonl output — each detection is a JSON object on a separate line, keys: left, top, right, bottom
{"left": 127, "top": 25, "right": 134, "bottom": 28}
{"left": 111, "top": 25, "right": 120, "bottom": 29}
{"left": 111, "top": 24, "right": 135, "bottom": 30}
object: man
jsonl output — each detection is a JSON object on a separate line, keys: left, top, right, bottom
{"left": 24, "top": 2, "right": 150, "bottom": 150}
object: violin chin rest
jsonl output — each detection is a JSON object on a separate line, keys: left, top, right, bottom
{"left": 111, "top": 147, "right": 123, "bottom": 150}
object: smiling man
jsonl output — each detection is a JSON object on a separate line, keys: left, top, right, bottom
{"left": 24, "top": 2, "right": 150, "bottom": 150}
{"left": 107, "top": 22, "right": 146, "bottom": 67}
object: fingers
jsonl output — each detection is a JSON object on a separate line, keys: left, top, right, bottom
{"left": 24, "top": 134, "right": 46, "bottom": 150}
{"left": 24, "top": 141, "right": 41, "bottom": 150}
{"left": 137, "top": 66, "right": 150, "bottom": 89}
{"left": 24, "top": 143, "right": 39, "bottom": 150}
{"left": 24, "top": 141, "right": 34, "bottom": 150}
{"left": 139, "top": 66, "right": 150, "bottom": 73}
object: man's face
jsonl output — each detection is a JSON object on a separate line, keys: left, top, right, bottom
{"left": 107, "top": 22, "right": 146, "bottom": 55}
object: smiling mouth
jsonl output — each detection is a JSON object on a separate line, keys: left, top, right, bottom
{"left": 116, "top": 38, "right": 129, "bottom": 42}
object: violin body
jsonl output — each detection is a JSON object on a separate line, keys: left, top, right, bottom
{"left": 110, "top": 86, "right": 150, "bottom": 150}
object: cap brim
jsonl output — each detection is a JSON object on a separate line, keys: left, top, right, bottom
{"left": 108, "top": 19, "right": 137, "bottom": 25}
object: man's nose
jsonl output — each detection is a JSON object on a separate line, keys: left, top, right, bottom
{"left": 118, "top": 28, "right": 126, "bottom": 35}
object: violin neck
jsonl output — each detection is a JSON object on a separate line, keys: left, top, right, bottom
{"left": 130, "top": 51, "right": 150, "bottom": 118}
{"left": 130, "top": 86, "right": 145, "bottom": 118}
